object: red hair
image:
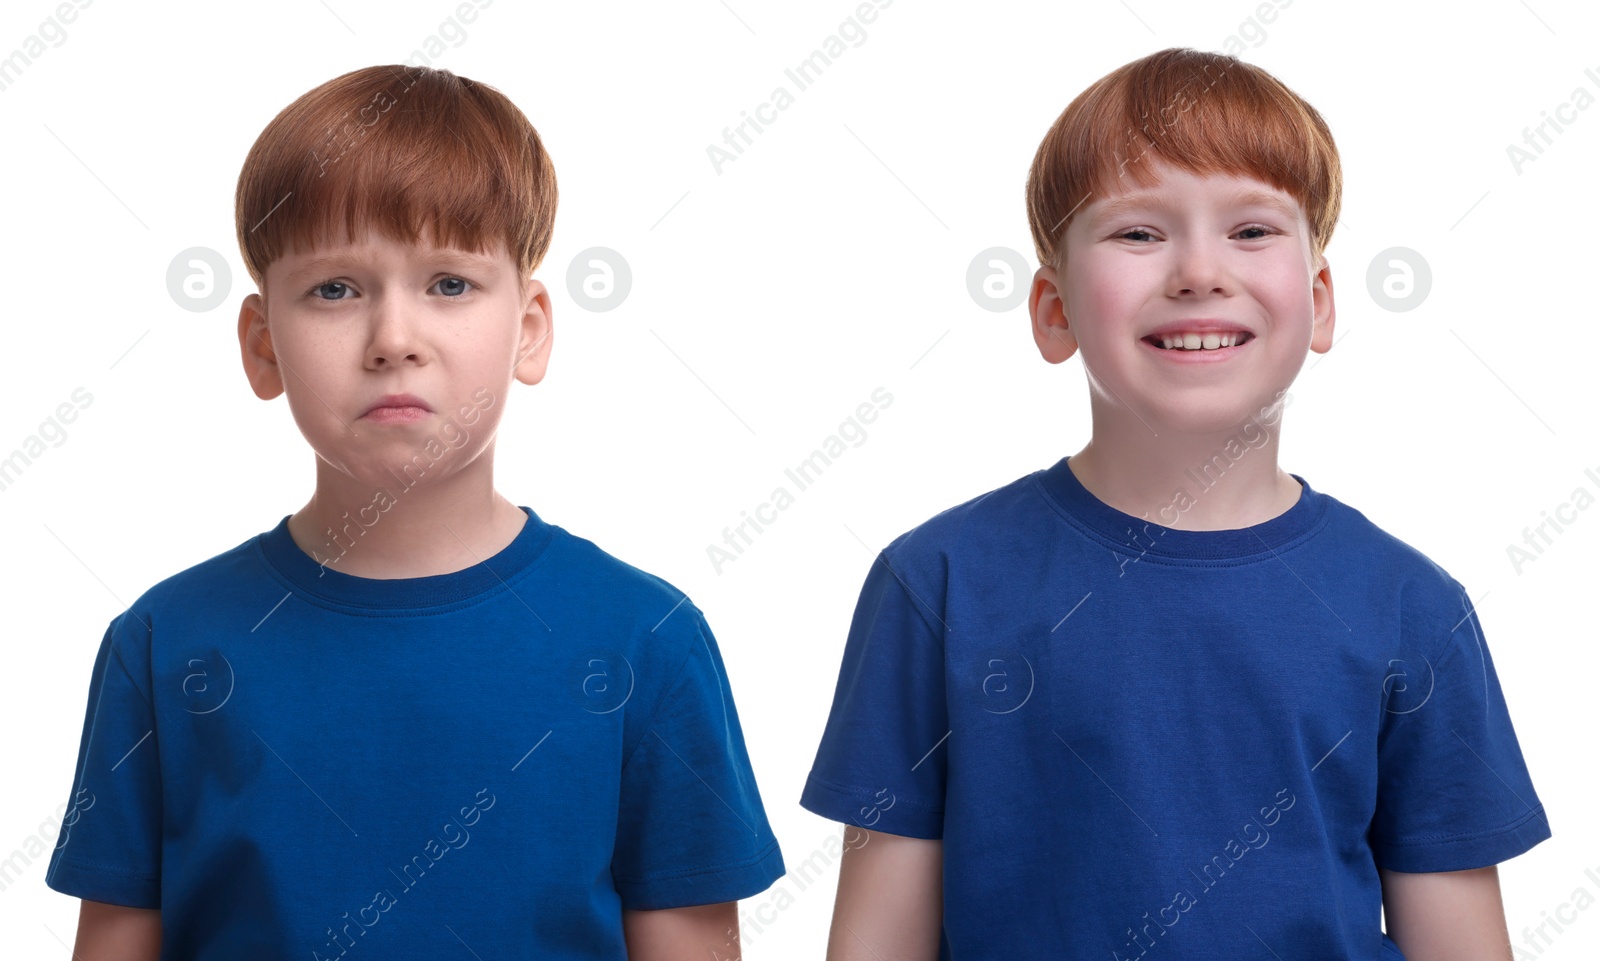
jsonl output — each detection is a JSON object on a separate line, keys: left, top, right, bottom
{"left": 234, "top": 64, "right": 557, "bottom": 295}
{"left": 1025, "top": 48, "right": 1340, "bottom": 270}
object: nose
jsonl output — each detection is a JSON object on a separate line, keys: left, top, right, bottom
{"left": 364, "top": 292, "right": 425, "bottom": 368}
{"left": 1170, "top": 235, "right": 1229, "bottom": 297}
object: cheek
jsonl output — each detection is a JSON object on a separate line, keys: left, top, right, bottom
{"left": 1260, "top": 255, "right": 1316, "bottom": 304}
{"left": 282, "top": 380, "right": 341, "bottom": 433}
{"left": 1268, "top": 279, "right": 1316, "bottom": 321}
{"left": 283, "top": 349, "right": 345, "bottom": 398}
{"left": 275, "top": 338, "right": 354, "bottom": 422}
{"left": 457, "top": 358, "right": 514, "bottom": 405}
{"left": 1066, "top": 278, "right": 1142, "bottom": 349}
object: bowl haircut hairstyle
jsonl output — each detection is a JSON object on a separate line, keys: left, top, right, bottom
{"left": 1025, "top": 47, "right": 1341, "bottom": 273}
{"left": 234, "top": 64, "right": 557, "bottom": 302}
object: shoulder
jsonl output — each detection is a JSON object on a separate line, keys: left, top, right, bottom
{"left": 1314, "top": 490, "right": 1475, "bottom": 642}
{"left": 538, "top": 525, "right": 737, "bottom": 758}
{"left": 537, "top": 522, "right": 712, "bottom": 658}
{"left": 126, "top": 522, "right": 274, "bottom": 615}
{"left": 1319, "top": 492, "right": 1465, "bottom": 588}
{"left": 97, "top": 528, "right": 266, "bottom": 673}
{"left": 876, "top": 466, "right": 1054, "bottom": 577}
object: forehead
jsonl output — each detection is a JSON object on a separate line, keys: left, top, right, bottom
{"left": 1079, "top": 167, "right": 1305, "bottom": 228}
{"left": 271, "top": 225, "right": 511, "bottom": 284}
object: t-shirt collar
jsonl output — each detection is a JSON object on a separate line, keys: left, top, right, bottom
{"left": 256, "top": 505, "right": 555, "bottom": 611}
{"left": 1034, "top": 455, "right": 1326, "bottom": 561}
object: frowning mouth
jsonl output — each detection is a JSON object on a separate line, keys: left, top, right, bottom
{"left": 362, "top": 406, "right": 432, "bottom": 424}
{"left": 363, "top": 393, "right": 433, "bottom": 416}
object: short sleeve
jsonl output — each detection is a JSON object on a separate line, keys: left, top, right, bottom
{"left": 799, "top": 549, "right": 948, "bottom": 839}
{"left": 45, "top": 611, "right": 163, "bottom": 907}
{"left": 610, "top": 609, "right": 784, "bottom": 909}
{"left": 1370, "top": 581, "right": 1551, "bottom": 872}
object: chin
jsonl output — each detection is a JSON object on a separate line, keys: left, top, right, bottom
{"left": 1147, "top": 404, "right": 1266, "bottom": 438}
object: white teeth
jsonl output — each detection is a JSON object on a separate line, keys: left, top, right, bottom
{"left": 1157, "top": 332, "right": 1246, "bottom": 350}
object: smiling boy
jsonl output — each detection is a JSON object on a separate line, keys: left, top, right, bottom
{"left": 45, "top": 64, "right": 784, "bottom": 959}
{"left": 800, "top": 48, "right": 1549, "bottom": 960}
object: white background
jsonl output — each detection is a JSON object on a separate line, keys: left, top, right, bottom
{"left": 1, "top": 0, "right": 1595, "bottom": 957}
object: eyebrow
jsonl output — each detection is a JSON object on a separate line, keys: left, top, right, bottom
{"left": 1087, "top": 188, "right": 1303, "bottom": 227}
{"left": 283, "top": 249, "right": 502, "bottom": 281}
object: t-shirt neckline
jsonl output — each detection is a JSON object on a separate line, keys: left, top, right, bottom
{"left": 1034, "top": 455, "right": 1326, "bottom": 561}
{"left": 256, "top": 505, "right": 556, "bottom": 610}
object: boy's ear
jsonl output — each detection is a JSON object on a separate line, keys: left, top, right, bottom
{"left": 1030, "top": 264, "right": 1079, "bottom": 364}
{"left": 237, "top": 292, "right": 286, "bottom": 401}
{"left": 1309, "top": 257, "right": 1336, "bottom": 354}
{"left": 513, "top": 278, "right": 554, "bottom": 386}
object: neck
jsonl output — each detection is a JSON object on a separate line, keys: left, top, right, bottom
{"left": 285, "top": 445, "right": 525, "bottom": 579}
{"left": 1068, "top": 397, "right": 1300, "bottom": 532}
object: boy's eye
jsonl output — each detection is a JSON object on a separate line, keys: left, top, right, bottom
{"left": 307, "top": 277, "right": 475, "bottom": 300}
{"left": 1114, "top": 225, "right": 1276, "bottom": 242}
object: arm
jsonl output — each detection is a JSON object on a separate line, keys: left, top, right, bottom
{"left": 623, "top": 901, "right": 739, "bottom": 961}
{"left": 73, "top": 900, "right": 161, "bottom": 961}
{"left": 1380, "top": 865, "right": 1512, "bottom": 961}
{"left": 825, "top": 828, "right": 942, "bottom": 961}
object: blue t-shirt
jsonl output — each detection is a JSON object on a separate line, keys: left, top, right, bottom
{"left": 799, "top": 456, "right": 1550, "bottom": 961}
{"left": 47, "top": 506, "right": 784, "bottom": 959}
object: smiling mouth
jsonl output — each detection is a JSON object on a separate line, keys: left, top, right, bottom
{"left": 1144, "top": 332, "right": 1253, "bottom": 351}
